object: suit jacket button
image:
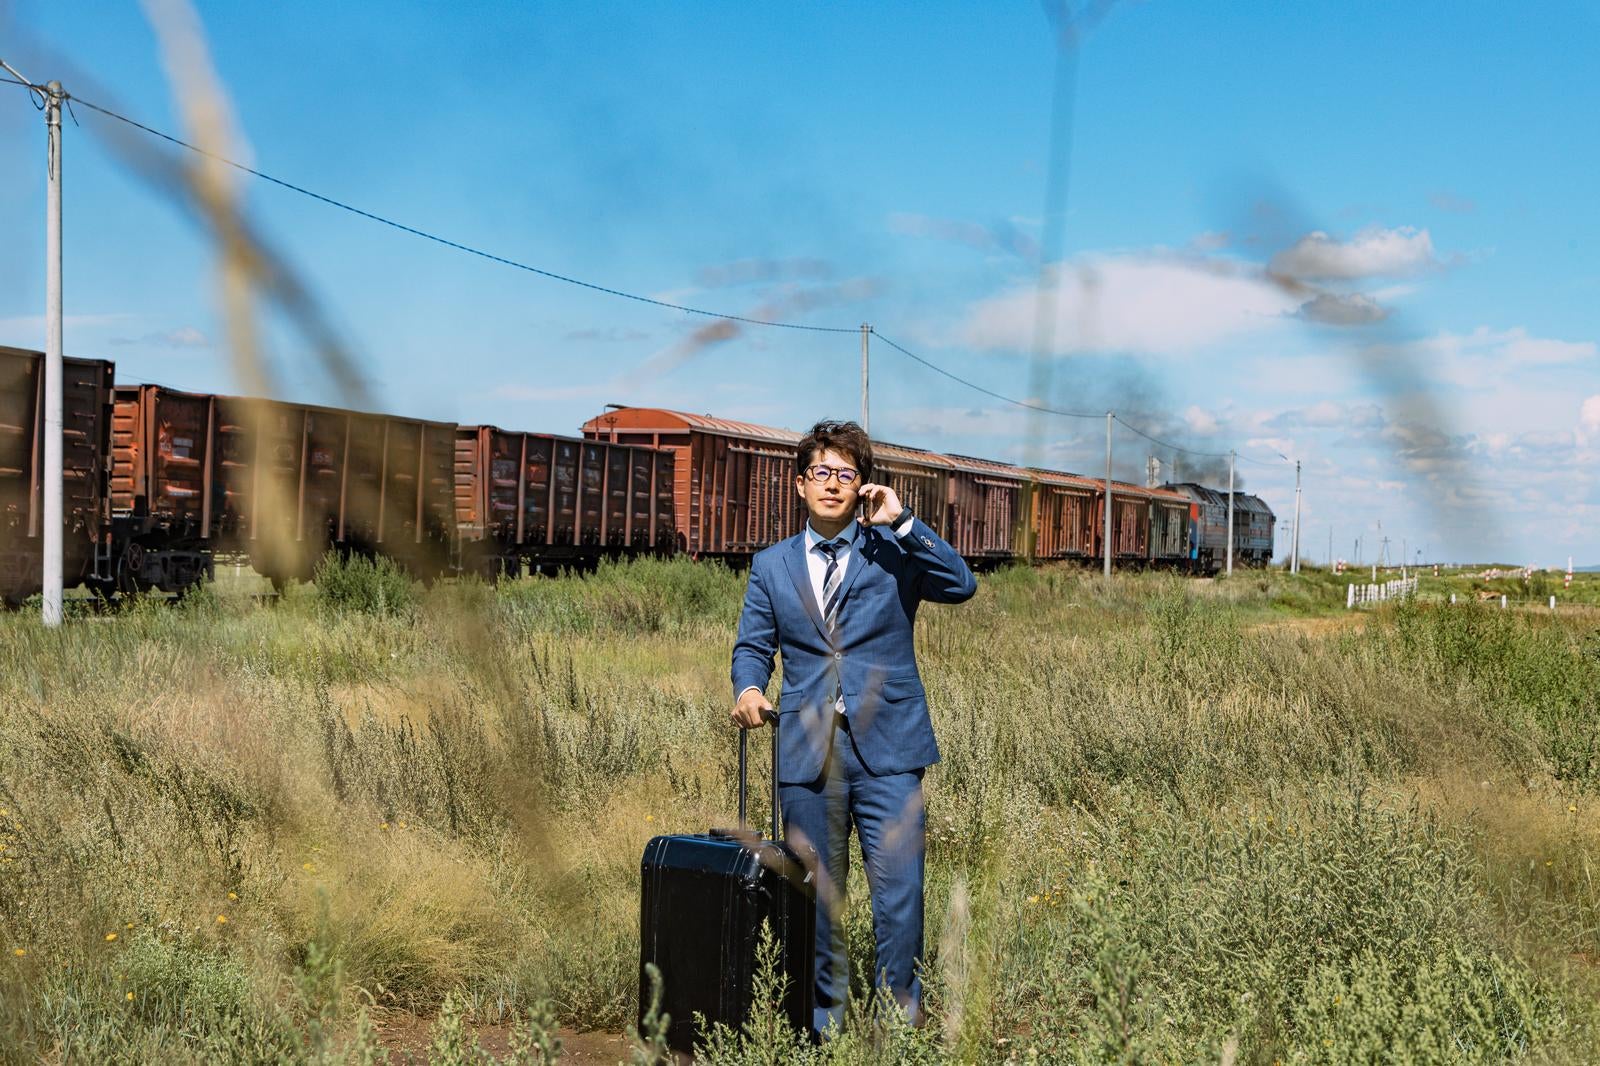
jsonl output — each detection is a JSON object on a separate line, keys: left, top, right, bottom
{"left": 834, "top": 652, "right": 842, "bottom": 660}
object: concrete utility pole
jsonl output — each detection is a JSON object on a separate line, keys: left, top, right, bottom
{"left": 4, "top": 59, "right": 66, "bottom": 628}
{"left": 1103, "top": 412, "right": 1113, "bottom": 577}
{"left": 1225, "top": 450, "right": 1236, "bottom": 576}
{"left": 859, "top": 324, "right": 870, "bottom": 433}
{"left": 44, "top": 78, "right": 63, "bottom": 627}
{"left": 1291, "top": 459, "right": 1302, "bottom": 574}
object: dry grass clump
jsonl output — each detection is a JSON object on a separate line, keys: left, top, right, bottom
{"left": 0, "top": 556, "right": 1597, "bottom": 1061}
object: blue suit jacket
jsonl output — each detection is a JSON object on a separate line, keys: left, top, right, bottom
{"left": 731, "top": 516, "right": 977, "bottom": 784}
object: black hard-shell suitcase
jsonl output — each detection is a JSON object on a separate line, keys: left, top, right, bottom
{"left": 639, "top": 716, "right": 817, "bottom": 1052}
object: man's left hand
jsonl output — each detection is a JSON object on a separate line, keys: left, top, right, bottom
{"left": 856, "top": 483, "right": 904, "bottom": 527}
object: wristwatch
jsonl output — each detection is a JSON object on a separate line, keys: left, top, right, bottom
{"left": 891, "top": 507, "right": 915, "bottom": 535}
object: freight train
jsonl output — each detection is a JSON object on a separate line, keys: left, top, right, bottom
{"left": 0, "top": 345, "right": 1275, "bottom": 604}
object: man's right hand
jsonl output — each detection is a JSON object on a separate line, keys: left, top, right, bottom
{"left": 732, "top": 688, "right": 774, "bottom": 729}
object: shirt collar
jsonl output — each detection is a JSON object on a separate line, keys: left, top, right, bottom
{"left": 805, "top": 518, "right": 859, "bottom": 551}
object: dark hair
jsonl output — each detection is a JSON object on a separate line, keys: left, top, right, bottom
{"left": 797, "top": 420, "right": 873, "bottom": 481}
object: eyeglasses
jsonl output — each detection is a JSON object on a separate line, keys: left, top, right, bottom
{"left": 806, "top": 464, "right": 859, "bottom": 485}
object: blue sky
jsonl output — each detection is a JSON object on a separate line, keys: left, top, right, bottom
{"left": 3, "top": 2, "right": 1597, "bottom": 565}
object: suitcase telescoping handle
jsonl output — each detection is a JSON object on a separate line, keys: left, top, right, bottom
{"left": 737, "top": 709, "right": 780, "bottom": 841}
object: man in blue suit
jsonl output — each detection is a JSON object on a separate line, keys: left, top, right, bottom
{"left": 731, "top": 419, "right": 977, "bottom": 1035}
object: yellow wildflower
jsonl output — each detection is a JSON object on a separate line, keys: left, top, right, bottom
{"left": 125, "top": 922, "right": 134, "bottom": 929}
{"left": 645, "top": 815, "right": 654, "bottom": 823}
{"left": 398, "top": 821, "right": 408, "bottom": 829}
{"left": 1027, "top": 894, "right": 1039, "bottom": 905}
{"left": 126, "top": 991, "right": 134, "bottom": 1001}
{"left": 104, "top": 933, "right": 118, "bottom": 942}
{"left": 1569, "top": 805, "right": 1578, "bottom": 813}
{"left": 1333, "top": 995, "right": 1341, "bottom": 1005}
{"left": 12, "top": 948, "right": 24, "bottom": 957}
{"left": 302, "top": 862, "right": 316, "bottom": 874}
{"left": 380, "top": 822, "right": 389, "bottom": 831}
{"left": 215, "top": 914, "right": 228, "bottom": 925}
{"left": 227, "top": 892, "right": 238, "bottom": 901}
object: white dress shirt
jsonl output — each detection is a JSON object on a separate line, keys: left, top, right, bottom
{"left": 738, "top": 509, "right": 917, "bottom": 705}
{"left": 804, "top": 517, "right": 859, "bottom": 615}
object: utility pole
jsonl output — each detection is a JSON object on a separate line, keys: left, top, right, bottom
{"left": 4, "top": 60, "right": 66, "bottom": 628}
{"left": 1291, "top": 459, "right": 1301, "bottom": 574}
{"left": 1225, "top": 450, "right": 1235, "bottom": 576}
{"left": 1103, "top": 412, "right": 1113, "bottom": 578}
{"left": 44, "top": 79, "right": 63, "bottom": 625}
{"left": 859, "top": 324, "right": 870, "bottom": 433}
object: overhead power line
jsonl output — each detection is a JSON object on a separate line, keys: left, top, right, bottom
{"left": 2, "top": 78, "right": 1293, "bottom": 473}
{"left": 61, "top": 91, "right": 857, "bottom": 335}
{"left": 1112, "top": 413, "right": 1230, "bottom": 459}
{"left": 873, "top": 331, "right": 1100, "bottom": 421}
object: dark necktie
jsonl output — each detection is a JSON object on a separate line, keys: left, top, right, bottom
{"left": 817, "top": 538, "right": 846, "bottom": 714}
{"left": 817, "top": 538, "right": 845, "bottom": 630}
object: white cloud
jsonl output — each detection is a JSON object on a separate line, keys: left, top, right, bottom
{"left": 1269, "top": 226, "right": 1437, "bottom": 281}
{"left": 1268, "top": 400, "right": 1385, "bottom": 431}
{"left": 1579, "top": 394, "right": 1600, "bottom": 448}
{"left": 1358, "top": 326, "right": 1596, "bottom": 391}
{"left": 959, "top": 255, "right": 1298, "bottom": 357}
{"left": 0, "top": 312, "right": 134, "bottom": 339}
{"left": 110, "top": 326, "right": 210, "bottom": 349}
{"left": 1500, "top": 331, "right": 1596, "bottom": 366}
{"left": 887, "top": 213, "right": 1039, "bottom": 262}
{"left": 1183, "top": 405, "right": 1218, "bottom": 434}
{"left": 1297, "top": 292, "right": 1389, "bottom": 326}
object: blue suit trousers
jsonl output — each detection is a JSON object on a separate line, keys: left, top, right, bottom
{"left": 779, "top": 713, "right": 926, "bottom": 1035}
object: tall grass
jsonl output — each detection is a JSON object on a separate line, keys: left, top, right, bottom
{"left": 0, "top": 560, "right": 1597, "bottom": 1061}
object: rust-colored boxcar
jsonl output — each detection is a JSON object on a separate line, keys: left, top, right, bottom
{"left": 0, "top": 346, "right": 115, "bottom": 603}
{"left": 1147, "top": 487, "right": 1195, "bottom": 568}
{"left": 583, "top": 407, "right": 799, "bottom": 558}
{"left": 1113, "top": 480, "right": 1152, "bottom": 560}
{"left": 1098, "top": 481, "right": 1153, "bottom": 562}
{"left": 454, "top": 426, "right": 675, "bottom": 574}
{"left": 944, "top": 455, "right": 1027, "bottom": 563}
{"left": 1026, "top": 469, "right": 1099, "bottom": 562}
{"left": 580, "top": 407, "right": 958, "bottom": 562}
{"left": 110, "top": 385, "right": 457, "bottom": 589}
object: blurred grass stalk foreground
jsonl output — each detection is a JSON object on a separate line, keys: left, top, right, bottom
{"left": 1, "top": 555, "right": 1599, "bottom": 1063}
